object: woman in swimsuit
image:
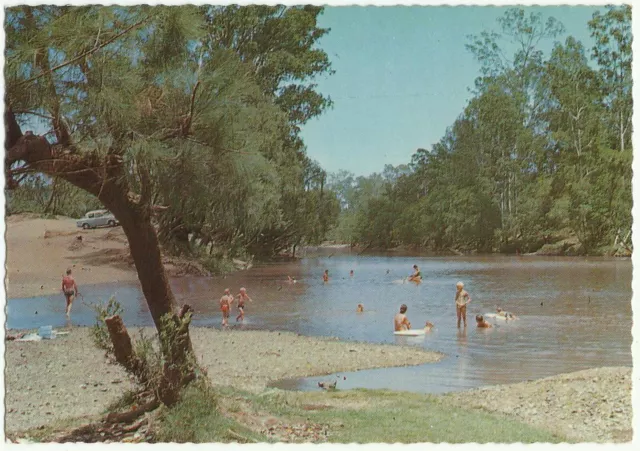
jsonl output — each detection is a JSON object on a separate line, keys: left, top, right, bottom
{"left": 408, "top": 265, "right": 422, "bottom": 282}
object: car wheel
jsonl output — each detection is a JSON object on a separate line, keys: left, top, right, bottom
{"left": 82, "top": 223, "right": 90, "bottom": 230}
{"left": 108, "top": 220, "right": 116, "bottom": 227}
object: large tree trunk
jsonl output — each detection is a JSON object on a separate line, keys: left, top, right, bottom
{"left": 106, "top": 199, "right": 176, "bottom": 329}
{"left": 5, "top": 109, "right": 193, "bottom": 405}
{"left": 5, "top": 110, "right": 175, "bottom": 329}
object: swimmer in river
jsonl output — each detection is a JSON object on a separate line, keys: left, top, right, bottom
{"left": 424, "top": 321, "right": 434, "bottom": 332}
{"left": 350, "top": 269, "right": 354, "bottom": 277}
{"left": 394, "top": 304, "right": 411, "bottom": 331}
{"left": 455, "top": 281, "right": 471, "bottom": 328}
{"left": 496, "top": 306, "right": 518, "bottom": 320}
{"left": 476, "top": 314, "right": 493, "bottom": 328}
{"left": 219, "top": 288, "right": 233, "bottom": 327}
{"left": 323, "top": 269, "right": 329, "bottom": 283}
{"left": 235, "top": 287, "right": 253, "bottom": 322}
{"left": 408, "top": 265, "right": 422, "bottom": 282}
{"left": 356, "top": 303, "right": 364, "bottom": 313}
{"left": 62, "top": 268, "right": 79, "bottom": 316}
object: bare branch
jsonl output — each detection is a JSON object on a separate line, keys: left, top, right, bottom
{"left": 14, "top": 110, "right": 55, "bottom": 121}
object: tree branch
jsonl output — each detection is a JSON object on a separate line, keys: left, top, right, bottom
{"left": 17, "top": 17, "right": 150, "bottom": 87}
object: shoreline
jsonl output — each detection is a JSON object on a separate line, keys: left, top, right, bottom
{"left": 4, "top": 326, "right": 631, "bottom": 442}
{"left": 4, "top": 326, "right": 442, "bottom": 433}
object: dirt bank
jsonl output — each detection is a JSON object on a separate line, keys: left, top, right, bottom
{"left": 5, "top": 215, "right": 138, "bottom": 299}
{"left": 441, "top": 366, "right": 632, "bottom": 442}
{"left": 4, "top": 326, "right": 442, "bottom": 433}
{"left": 4, "top": 214, "right": 209, "bottom": 299}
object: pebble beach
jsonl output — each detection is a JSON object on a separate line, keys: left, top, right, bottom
{"left": 4, "top": 326, "right": 442, "bottom": 433}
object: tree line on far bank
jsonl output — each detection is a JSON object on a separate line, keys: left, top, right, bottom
{"left": 327, "top": 6, "right": 632, "bottom": 257}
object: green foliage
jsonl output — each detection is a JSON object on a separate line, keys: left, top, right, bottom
{"left": 89, "top": 297, "right": 124, "bottom": 353}
{"left": 328, "top": 7, "right": 631, "bottom": 255}
{"left": 5, "top": 5, "right": 338, "bottom": 264}
{"left": 153, "top": 383, "right": 265, "bottom": 443}
{"left": 90, "top": 298, "right": 202, "bottom": 402}
{"left": 213, "top": 388, "right": 567, "bottom": 444}
{"left": 7, "top": 176, "right": 103, "bottom": 218}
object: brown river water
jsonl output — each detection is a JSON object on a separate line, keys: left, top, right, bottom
{"left": 6, "top": 255, "right": 632, "bottom": 394}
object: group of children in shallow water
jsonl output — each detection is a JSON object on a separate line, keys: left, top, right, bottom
{"left": 217, "top": 265, "right": 518, "bottom": 329}
{"left": 393, "top": 278, "right": 518, "bottom": 332}
{"left": 219, "top": 287, "right": 253, "bottom": 326}
{"left": 326, "top": 265, "right": 518, "bottom": 332}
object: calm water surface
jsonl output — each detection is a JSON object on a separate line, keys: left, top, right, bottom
{"left": 6, "top": 255, "right": 632, "bottom": 394}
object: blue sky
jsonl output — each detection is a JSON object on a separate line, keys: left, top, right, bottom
{"left": 299, "top": 6, "right": 601, "bottom": 177}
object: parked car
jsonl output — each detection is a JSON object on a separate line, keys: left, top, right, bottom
{"left": 76, "top": 210, "right": 119, "bottom": 229}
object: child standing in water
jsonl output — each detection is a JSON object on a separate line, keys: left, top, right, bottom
{"left": 455, "top": 281, "right": 471, "bottom": 328}
{"left": 219, "top": 288, "right": 233, "bottom": 327}
{"left": 235, "top": 287, "right": 253, "bottom": 322}
{"left": 323, "top": 270, "right": 329, "bottom": 283}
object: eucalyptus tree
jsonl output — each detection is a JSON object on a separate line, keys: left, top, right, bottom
{"left": 588, "top": 4, "right": 632, "bottom": 153}
{"left": 465, "top": 8, "right": 564, "bottom": 244}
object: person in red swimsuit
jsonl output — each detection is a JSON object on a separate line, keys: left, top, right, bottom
{"left": 219, "top": 289, "right": 233, "bottom": 327}
{"left": 61, "top": 268, "right": 78, "bottom": 316}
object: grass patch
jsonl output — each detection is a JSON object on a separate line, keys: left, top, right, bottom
{"left": 12, "top": 386, "right": 571, "bottom": 443}
{"left": 216, "top": 387, "right": 570, "bottom": 444}
{"left": 153, "top": 383, "right": 269, "bottom": 443}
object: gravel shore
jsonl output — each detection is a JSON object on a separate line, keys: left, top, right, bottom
{"left": 4, "top": 326, "right": 441, "bottom": 433}
{"left": 441, "top": 366, "right": 632, "bottom": 443}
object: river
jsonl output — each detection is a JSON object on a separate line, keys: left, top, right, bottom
{"left": 6, "top": 255, "right": 632, "bottom": 394}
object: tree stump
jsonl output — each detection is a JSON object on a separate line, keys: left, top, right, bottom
{"left": 104, "top": 315, "right": 148, "bottom": 385}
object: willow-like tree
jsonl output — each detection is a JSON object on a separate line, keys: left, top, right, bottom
{"left": 5, "top": 5, "right": 334, "bottom": 401}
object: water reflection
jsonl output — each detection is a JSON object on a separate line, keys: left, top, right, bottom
{"left": 456, "top": 327, "right": 468, "bottom": 347}
{"left": 6, "top": 255, "right": 632, "bottom": 393}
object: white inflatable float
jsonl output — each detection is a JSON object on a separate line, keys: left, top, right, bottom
{"left": 393, "top": 329, "right": 426, "bottom": 336}
{"left": 392, "top": 278, "right": 421, "bottom": 285}
{"left": 484, "top": 313, "right": 511, "bottom": 321}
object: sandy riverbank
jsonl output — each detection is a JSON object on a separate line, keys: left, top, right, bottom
{"left": 4, "top": 214, "right": 212, "bottom": 299}
{"left": 4, "top": 326, "right": 442, "bottom": 433}
{"left": 5, "top": 215, "right": 138, "bottom": 299}
{"left": 441, "top": 366, "right": 632, "bottom": 442}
